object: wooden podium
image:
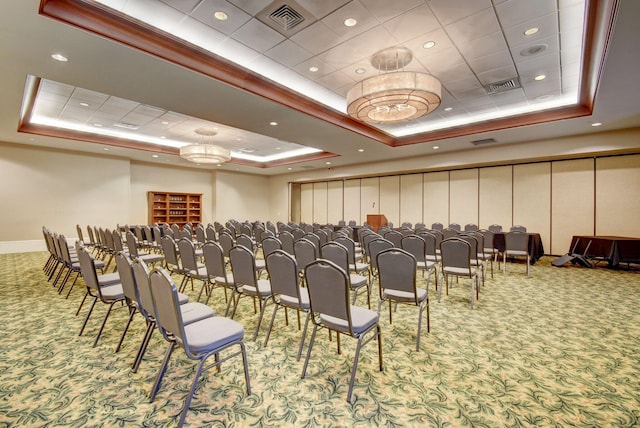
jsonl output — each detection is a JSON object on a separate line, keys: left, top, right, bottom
{"left": 367, "top": 214, "right": 388, "bottom": 232}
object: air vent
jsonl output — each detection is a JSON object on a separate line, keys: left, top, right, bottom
{"left": 257, "top": 0, "right": 316, "bottom": 36}
{"left": 113, "top": 121, "right": 139, "bottom": 130}
{"left": 484, "top": 77, "right": 521, "bottom": 95}
{"left": 471, "top": 138, "right": 498, "bottom": 146}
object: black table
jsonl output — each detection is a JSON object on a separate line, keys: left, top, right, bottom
{"left": 493, "top": 232, "right": 545, "bottom": 264}
{"left": 570, "top": 235, "right": 640, "bottom": 267}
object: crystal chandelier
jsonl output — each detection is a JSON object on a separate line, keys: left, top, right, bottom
{"left": 180, "top": 128, "right": 231, "bottom": 164}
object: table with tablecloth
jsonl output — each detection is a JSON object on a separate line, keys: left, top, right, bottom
{"left": 493, "top": 232, "right": 545, "bottom": 264}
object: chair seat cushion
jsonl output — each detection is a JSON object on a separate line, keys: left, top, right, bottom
{"left": 177, "top": 291, "right": 189, "bottom": 305}
{"left": 215, "top": 273, "right": 234, "bottom": 286}
{"left": 506, "top": 250, "right": 528, "bottom": 257}
{"left": 97, "top": 272, "right": 120, "bottom": 286}
{"left": 280, "top": 286, "right": 310, "bottom": 309}
{"left": 443, "top": 266, "right": 476, "bottom": 276}
{"left": 349, "top": 262, "right": 369, "bottom": 273}
{"left": 180, "top": 302, "right": 215, "bottom": 325}
{"left": 242, "top": 279, "right": 272, "bottom": 297}
{"left": 417, "top": 261, "right": 436, "bottom": 270}
{"left": 187, "top": 266, "right": 209, "bottom": 280}
{"left": 320, "top": 305, "right": 378, "bottom": 335}
{"left": 100, "top": 283, "right": 124, "bottom": 300}
{"left": 349, "top": 274, "right": 367, "bottom": 288}
{"left": 140, "top": 253, "right": 164, "bottom": 264}
{"left": 383, "top": 287, "right": 427, "bottom": 303}
{"left": 184, "top": 316, "right": 245, "bottom": 354}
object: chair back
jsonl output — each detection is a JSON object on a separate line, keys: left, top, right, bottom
{"left": 383, "top": 230, "right": 403, "bottom": 248}
{"left": 112, "top": 229, "right": 125, "bottom": 252}
{"left": 464, "top": 223, "right": 479, "bottom": 232}
{"left": 279, "top": 231, "right": 295, "bottom": 255}
{"left": 333, "top": 235, "right": 358, "bottom": 264}
{"left": 126, "top": 231, "right": 140, "bottom": 257}
{"left": 115, "top": 252, "right": 138, "bottom": 304}
{"left": 206, "top": 224, "right": 217, "bottom": 242}
{"left": 368, "top": 238, "right": 394, "bottom": 272}
{"left": 505, "top": 231, "right": 528, "bottom": 251}
{"left": 457, "top": 234, "right": 479, "bottom": 259}
{"left": 160, "top": 236, "right": 181, "bottom": 269}
{"left": 236, "top": 234, "right": 256, "bottom": 253}
{"left": 171, "top": 223, "right": 181, "bottom": 236}
{"left": 229, "top": 245, "right": 258, "bottom": 287}
{"left": 305, "top": 260, "right": 352, "bottom": 332}
{"left": 488, "top": 224, "right": 503, "bottom": 233}
{"left": 262, "top": 237, "right": 282, "bottom": 258}
{"left": 202, "top": 241, "right": 227, "bottom": 280}
{"left": 377, "top": 248, "right": 418, "bottom": 297}
{"left": 418, "top": 231, "right": 439, "bottom": 260}
{"left": 195, "top": 225, "right": 206, "bottom": 245}
{"left": 479, "top": 229, "right": 495, "bottom": 251}
{"left": 104, "top": 228, "right": 115, "bottom": 253}
{"left": 132, "top": 258, "right": 155, "bottom": 320}
{"left": 152, "top": 225, "right": 163, "bottom": 246}
{"left": 362, "top": 232, "right": 382, "bottom": 260}
{"left": 348, "top": 220, "right": 357, "bottom": 227}
{"left": 291, "top": 228, "right": 304, "bottom": 240}
{"left": 400, "top": 235, "right": 427, "bottom": 264}
{"left": 431, "top": 222, "right": 444, "bottom": 231}
{"left": 510, "top": 225, "right": 527, "bottom": 232}
{"left": 78, "top": 246, "right": 100, "bottom": 290}
{"left": 442, "top": 228, "right": 459, "bottom": 239}
{"left": 448, "top": 223, "right": 461, "bottom": 231}
{"left": 294, "top": 238, "right": 318, "bottom": 271}
{"left": 149, "top": 268, "right": 185, "bottom": 345}
{"left": 219, "top": 232, "right": 235, "bottom": 258}
{"left": 320, "top": 242, "right": 350, "bottom": 273}
{"left": 240, "top": 223, "right": 253, "bottom": 238}
{"left": 86, "top": 225, "right": 96, "bottom": 245}
{"left": 76, "top": 224, "right": 84, "bottom": 242}
{"left": 315, "top": 229, "right": 328, "bottom": 246}
{"left": 265, "top": 250, "right": 300, "bottom": 299}
{"left": 440, "top": 238, "right": 472, "bottom": 271}
{"left": 177, "top": 238, "right": 198, "bottom": 271}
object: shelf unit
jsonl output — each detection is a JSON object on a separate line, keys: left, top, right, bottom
{"left": 148, "top": 191, "right": 202, "bottom": 227}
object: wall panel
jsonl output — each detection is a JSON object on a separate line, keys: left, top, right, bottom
{"left": 596, "top": 154, "right": 640, "bottom": 237}
{"left": 360, "top": 177, "right": 379, "bottom": 225}
{"left": 479, "top": 165, "right": 512, "bottom": 230}
{"left": 513, "top": 162, "right": 551, "bottom": 253}
{"left": 379, "top": 176, "right": 400, "bottom": 227}
{"left": 450, "top": 169, "right": 479, "bottom": 228}
{"left": 313, "top": 182, "right": 328, "bottom": 224}
{"left": 551, "top": 159, "right": 594, "bottom": 254}
{"left": 400, "top": 174, "right": 423, "bottom": 226}
{"left": 327, "top": 181, "right": 344, "bottom": 225}
{"left": 300, "top": 183, "right": 313, "bottom": 224}
{"left": 343, "top": 179, "right": 361, "bottom": 225}
{"left": 423, "top": 171, "right": 449, "bottom": 227}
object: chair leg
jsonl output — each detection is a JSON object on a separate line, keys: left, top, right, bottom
{"left": 240, "top": 342, "right": 252, "bottom": 395}
{"left": 79, "top": 297, "right": 98, "bottom": 337}
{"left": 177, "top": 356, "right": 208, "bottom": 428}
{"left": 150, "top": 341, "right": 176, "bottom": 403}
{"left": 252, "top": 297, "right": 270, "bottom": 341}
{"left": 296, "top": 312, "right": 311, "bottom": 361}
{"left": 76, "top": 291, "right": 90, "bottom": 316}
{"left": 347, "top": 335, "right": 365, "bottom": 402}
{"left": 301, "top": 325, "right": 318, "bottom": 379}
{"left": 93, "top": 301, "right": 118, "bottom": 347}
{"left": 133, "top": 321, "right": 156, "bottom": 373}
{"left": 116, "top": 306, "right": 137, "bottom": 353}
{"left": 263, "top": 304, "right": 280, "bottom": 347}
{"left": 64, "top": 272, "right": 80, "bottom": 299}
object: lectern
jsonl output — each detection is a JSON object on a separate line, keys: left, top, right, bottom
{"left": 367, "top": 214, "right": 388, "bottom": 232}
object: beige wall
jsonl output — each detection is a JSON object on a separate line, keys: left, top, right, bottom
{"left": 214, "top": 171, "right": 270, "bottom": 223}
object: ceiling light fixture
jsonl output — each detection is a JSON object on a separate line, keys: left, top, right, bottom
{"left": 214, "top": 11, "right": 228, "bottom": 20}
{"left": 423, "top": 41, "right": 436, "bottom": 49}
{"left": 344, "top": 18, "right": 357, "bottom": 27}
{"left": 180, "top": 128, "right": 231, "bottom": 164}
{"left": 591, "top": 122, "right": 602, "bottom": 127}
{"left": 524, "top": 27, "right": 539, "bottom": 36}
{"left": 309, "top": 66, "right": 319, "bottom": 72}
{"left": 534, "top": 74, "right": 546, "bottom": 81}
{"left": 51, "top": 53, "right": 68, "bottom": 62}
{"left": 346, "top": 47, "right": 441, "bottom": 124}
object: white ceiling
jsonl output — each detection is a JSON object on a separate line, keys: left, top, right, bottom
{"left": 1, "top": 0, "right": 640, "bottom": 175}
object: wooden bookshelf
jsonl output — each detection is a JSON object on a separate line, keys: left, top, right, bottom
{"left": 147, "top": 191, "right": 202, "bottom": 226}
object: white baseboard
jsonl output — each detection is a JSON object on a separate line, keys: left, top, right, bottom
{"left": 0, "top": 240, "right": 47, "bottom": 254}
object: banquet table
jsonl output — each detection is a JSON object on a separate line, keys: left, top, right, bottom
{"left": 493, "top": 232, "right": 545, "bottom": 264}
{"left": 569, "top": 235, "right": 640, "bottom": 267}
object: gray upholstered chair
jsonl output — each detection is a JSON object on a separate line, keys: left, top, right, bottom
{"left": 320, "top": 241, "right": 370, "bottom": 308}
{"left": 202, "top": 241, "right": 235, "bottom": 311}
{"left": 504, "top": 231, "right": 531, "bottom": 276}
{"left": 177, "top": 237, "right": 210, "bottom": 300}
{"left": 302, "top": 259, "right": 382, "bottom": 402}
{"left": 377, "top": 248, "right": 429, "bottom": 351}
{"left": 148, "top": 268, "right": 251, "bottom": 428}
{"left": 264, "top": 250, "right": 311, "bottom": 360}
{"left": 439, "top": 238, "right": 479, "bottom": 309}
{"left": 400, "top": 234, "right": 436, "bottom": 287}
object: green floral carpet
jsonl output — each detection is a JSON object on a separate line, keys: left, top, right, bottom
{"left": 1, "top": 251, "right": 639, "bottom": 427}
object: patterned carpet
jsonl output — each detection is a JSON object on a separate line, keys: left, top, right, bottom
{"left": 1, "top": 251, "right": 639, "bottom": 427}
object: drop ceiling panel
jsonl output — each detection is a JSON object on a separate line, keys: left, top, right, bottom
{"left": 427, "top": 0, "right": 492, "bottom": 26}
{"left": 320, "top": 1, "right": 379, "bottom": 38}
{"left": 381, "top": 4, "right": 441, "bottom": 43}
{"left": 445, "top": 8, "right": 501, "bottom": 44}
{"left": 360, "top": 0, "right": 425, "bottom": 23}
{"left": 502, "top": 13, "right": 558, "bottom": 48}
{"left": 231, "top": 18, "right": 286, "bottom": 52}
{"left": 159, "top": 0, "right": 201, "bottom": 14}
{"left": 295, "top": 0, "right": 351, "bottom": 20}
{"left": 191, "top": 0, "right": 252, "bottom": 35}
{"left": 466, "top": 50, "right": 514, "bottom": 75}
{"left": 290, "top": 21, "right": 342, "bottom": 55}
{"left": 455, "top": 31, "right": 510, "bottom": 61}
{"left": 265, "top": 39, "right": 313, "bottom": 67}
{"left": 476, "top": 65, "right": 518, "bottom": 86}
{"left": 227, "top": 0, "right": 272, "bottom": 16}
{"left": 495, "top": 0, "right": 558, "bottom": 27}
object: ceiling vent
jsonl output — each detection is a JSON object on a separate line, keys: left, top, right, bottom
{"left": 257, "top": 0, "right": 316, "bottom": 36}
{"left": 484, "top": 77, "right": 521, "bottom": 95}
{"left": 471, "top": 138, "right": 498, "bottom": 146}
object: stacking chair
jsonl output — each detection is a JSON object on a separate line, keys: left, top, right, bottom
{"left": 77, "top": 246, "right": 126, "bottom": 347}
{"left": 321, "top": 242, "right": 370, "bottom": 308}
{"left": 377, "top": 248, "right": 429, "bottom": 351}
{"left": 464, "top": 223, "right": 479, "bottom": 232}
{"left": 237, "top": 234, "right": 265, "bottom": 278}
{"left": 510, "top": 225, "right": 527, "bottom": 232}
{"left": 448, "top": 223, "right": 461, "bottom": 231}
{"left": 228, "top": 245, "right": 273, "bottom": 340}
{"left": 401, "top": 235, "right": 436, "bottom": 288}
{"left": 263, "top": 250, "right": 311, "bottom": 360}
{"left": 362, "top": 232, "right": 382, "bottom": 263}
{"left": 54, "top": 234, "right": 82, "bottom": 296}
{"left": 202, "top": 241, "right": 235, "bottom": 311}
{"left": 431, "top": 222, "right": 444, "bottom": 231}
{"left": 177, "top": 238, "right": 211, "bottom": 300}
{"left": 504, "top": 231, "right": 531, "bottom": 276}
{"left": 218, "top": 231, "right": 235, "bottom": 262}
{"left": 442, "top": 228, "right": 459, "bottom": 239}
{"left": 478, "top": 229, "right": 498, "bottom": 277}
{"left": 457, "top": 233, "right": 485, "bottom": 289}
{"left": 334, "top": 235, "right": 368, "bottom": 276}
{"left": 129, "top": 258, "right": 214, "bottom": 372}
{"left": 302, "top": 259, "right": 382, "bottom": 402}
{"left": 205, "top": 224, "right": 217, "bottom": 242}
{"left": 488, "top": 224, "right": 503, "bottom": 233}
{"left": 126, "top": 231, "right": 164, "bottom": 267}
{"left": 261, "top": 236, "right": 282, "bottom": 259}
{"left": 294, "top": 238, "right": 318, "bottom": 277}
{"left": 160, "top": 235, "right": 188, "bottom": 291}
{"left": 383, "top": 230, "right": 403, "bottom": 248}
{"left": 279, "top": 230, "right": 295, "bottom": 256}
{"left": 148, "top": 268, "right": 251, "bottom": 428}
{"left": 439, "top": 238, "right": 479, "bottom": 308}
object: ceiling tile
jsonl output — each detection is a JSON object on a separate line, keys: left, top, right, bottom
{"left": 159, "top": 0, "right": 201, "bottom": 14}
{"left": 175, "top": 16, "right": 228, "bottom": 53}
{"left": 191, "top": 0, "right": 252, "bottom": 36}
{"left": 295, "top": 0, "right": 351, "bottom": 20}
{"left": 320, "top": 1, "right": 379, "bottom": 38}
{"left": 316, "top": 25, "right": 396, "bottom": 69}
{"left": 444, "top": 75, "right": 483, "bottom": 96}
{"left": 490, "top": 88, "right": 527, "bottom": 107}
{"left": 456, "top": 31, "right": 509, "bottom": 62}
{"left": 232, "top": 18, "right": 286, "bottom": 52}
{"left": 502, "top": 13, "right": 558, "bottom": 49}
{"left": 476, "top": 64, "right": 518, "bottom": 86}
{"left": 511, "top": 34, "right": 559, "bottom": 64}
{"left": 382, "top": 4, "right": 440, "bottom": 43}
{"left": 226, "top": 0, "right": 272, "bottom": 16}
{"left": 466, "top": 50, "right": 514, "bottom": 75}
{"left": 290, "top": 21, "right": 342, "bottom": 55}
{"left": 495, "top": 0, "right": 557, "bottom": 27}
{"left": 265, "top": 40, "right": 314, "bottom": 68}
{"left": 359, "top": 0, "right": 425, "bottom": 23}
{"left": 419, "top": 47, "right": 468, "bottom": 79}
{"left": 445, "top": 7, "right": 501, "bottom": 44}
{"left": 427, "top": 0, "right": 492, "bottom": 26}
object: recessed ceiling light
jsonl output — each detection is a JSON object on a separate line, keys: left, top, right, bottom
{"left": 309, "top": 66, "right": 319, "bottom": 72}
{"left": 524, "top": 27, "right": 539, "bottom": 36}
{"left": 433, "top": 146, "right": 440, "bottom": 150}
{"left": 216, "top": 164, "right": 222, "bottom": 167}
{"left": 355, "top": 68, "right": 366, "bottom": 74}
{"left": 161, "top": 121, "right": 169, "bottom": 125}
{"left": 423, "top": 41, "right": 436, "bottom": 49}
{"left": 591, "top": 122, "right": 602, "bottom": 127}
{"left": 325, "top": 161, "right": 331, "bottom": 165}
{"left": 160, "top": 136, "right": 166, "bottom": 139}
{"left": 344, "top": 18, "right": 357, "bottom": 27}
{"left": 93, "top": 123, "right": 103, "bottom": 127}
{"left": 79, "top": 102, "right": 89, "bottom": 107}
{"left": 358, "top": 148, "right": 364, "bottom": 152}
{"left": 270, "top": 121, "right": 278, "bottom": 126}
{"left": 51, "top": 53, "right": 68, "bottom": 62}
{"left": 534, "top": 74, "right": 546, "bottom": 81}
{"left": 287, "top": 167, "right": 292, "bottom": 170}
{"left": 214, "top": 11, "right": 228, "bottom": 20}
{"left": 444, "top": 107, "right": 453, "bottom": 112}
{"left": 103, "top": 148, "right": 109, "bottom": 151}
{"left": 152, "top": 154, "right": 159, "bottom": 158}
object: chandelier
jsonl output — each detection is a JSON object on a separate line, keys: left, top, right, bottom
{"left": 347, "top": 47, "right": 441, "bottom": 124}
{"left": 180, "top": 128, "right": 231, "bottom": 164}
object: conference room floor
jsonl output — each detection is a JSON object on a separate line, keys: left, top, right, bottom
{"left": 1, "top": 252, "right": 639, "bottom": 427}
